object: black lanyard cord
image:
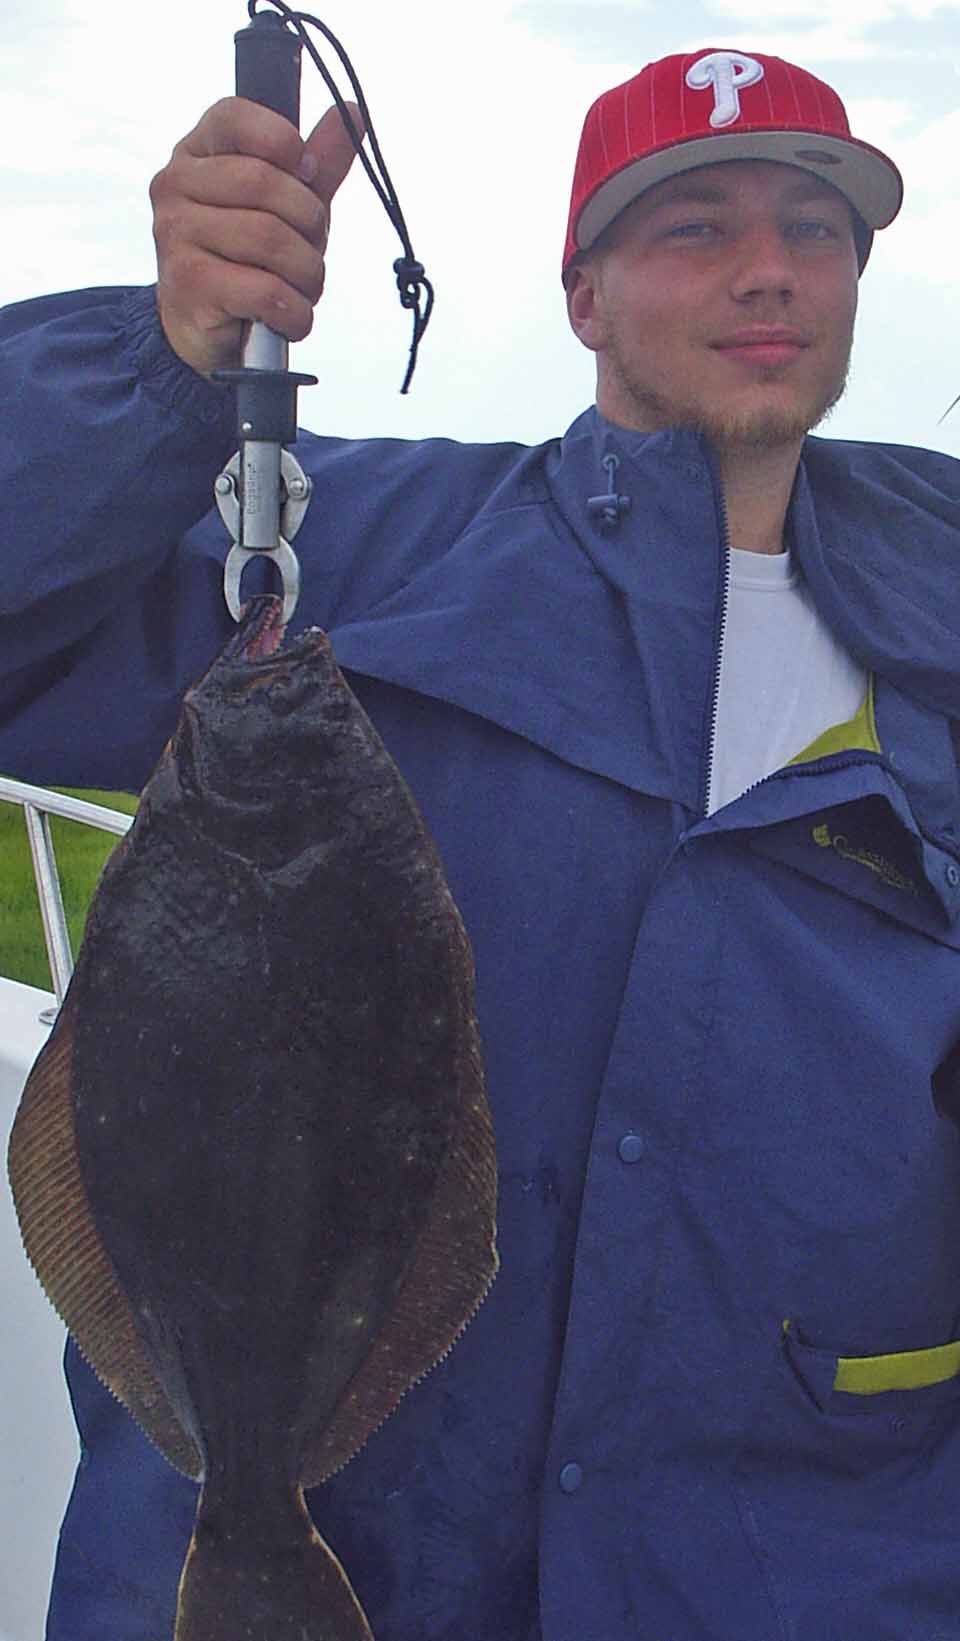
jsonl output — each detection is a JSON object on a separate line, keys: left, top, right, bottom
{"left": 247, "top": 0, "right": 434, "bottom": 393}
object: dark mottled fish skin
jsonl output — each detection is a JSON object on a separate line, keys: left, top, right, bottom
{"left": 8, "top": 595, "right": 498, "bottom": 1641}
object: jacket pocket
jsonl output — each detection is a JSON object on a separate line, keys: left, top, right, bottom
{"left": 732, "top": 1320, "right": 960, "bottom": 1638}
{"left": 782, "top": 1317, "right": 960, "bottom": 1418}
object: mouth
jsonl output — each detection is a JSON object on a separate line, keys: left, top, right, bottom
{"left": 227, "top": 595, "right": 287, "bottom": 664}
{"left": 711, "top": 331, "right": 810, "bottom": 369}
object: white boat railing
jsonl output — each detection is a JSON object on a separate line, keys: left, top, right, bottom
{"left": 0, "top": 775, "right": 133, "bottom": 1014}
{"left": 0, "top": 779, "right": 134, "bottom": 1639}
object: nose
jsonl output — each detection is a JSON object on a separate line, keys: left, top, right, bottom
{"left": 728, "top": 222, "right": 796, "bottom": 302}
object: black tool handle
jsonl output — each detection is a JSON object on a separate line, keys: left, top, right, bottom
{"left": 235, "top": 8, "right": 302, "bottom": 128}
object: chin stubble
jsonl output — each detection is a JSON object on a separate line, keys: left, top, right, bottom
{"left": 611, "top": 338, "right": 853, "bottom": 452}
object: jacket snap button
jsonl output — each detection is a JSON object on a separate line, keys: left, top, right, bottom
{"left": 618, "top": 1133, "right": 644, "bottom": 1163}
{"left": 559, "top": 1462, "right": 583, "bottom": 1494}
{"left": 946, "top": 864, "right": 960, "bottom": 888}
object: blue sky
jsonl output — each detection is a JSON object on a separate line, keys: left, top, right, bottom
{"left": 2, "top": 0, "right": 959, "bottom": 455}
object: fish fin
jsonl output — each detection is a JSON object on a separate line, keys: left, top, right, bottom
{"left": 303, "top": 1042, "right": 498, "bottom": 1485}
{"left": 7, "top": 991, "right": 203, "bottom": 1480}
{"left": 175, "top": 1481, "right": 373, "bottom": 1641}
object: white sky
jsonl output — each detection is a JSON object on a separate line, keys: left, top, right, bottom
{"left": 3, "top": 0, "right": 959, "bottom": 456}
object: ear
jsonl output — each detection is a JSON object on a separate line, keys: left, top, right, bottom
{"left": 565, "top": 260, "right": 608, "bottom": 354}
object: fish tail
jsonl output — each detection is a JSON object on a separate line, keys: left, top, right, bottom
{"left": 175, "top": 1482, "right": 374, "bottom": 1641}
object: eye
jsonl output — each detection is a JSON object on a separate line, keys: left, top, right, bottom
{"left": 789, "top": 220, "right": 837, "bottom": 241}
{"left": 665, "top": 221, "right": 719, "bottom": 240}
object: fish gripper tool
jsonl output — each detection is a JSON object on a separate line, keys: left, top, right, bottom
{"left": 214, "top": 2, "right": 437, "bottom": 622}
{"left": 214, "top": 8, "right": 317, "bottom": 625}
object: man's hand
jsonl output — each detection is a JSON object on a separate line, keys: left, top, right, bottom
{"left": 150, "top": 97, "right": 363, "bottom": 377}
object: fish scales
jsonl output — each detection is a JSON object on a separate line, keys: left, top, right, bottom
{"left": 8, "top": 595, "right": 498, "bottom": 1640}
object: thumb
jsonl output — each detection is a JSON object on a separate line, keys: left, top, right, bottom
{"left": 299, "top": 101, "right": 365, "bottom": 200}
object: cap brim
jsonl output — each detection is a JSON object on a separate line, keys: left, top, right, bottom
{"left": 575, "top": 127, "right": 903, "bottom": 252}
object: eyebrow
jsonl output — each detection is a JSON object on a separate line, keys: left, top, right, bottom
{"left": 646, "top": 177, "right": 847, "bottom": 210}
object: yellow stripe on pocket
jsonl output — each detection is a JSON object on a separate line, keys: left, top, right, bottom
{"left": 834, "top": 1339, "right": 960, "bottom": 1395}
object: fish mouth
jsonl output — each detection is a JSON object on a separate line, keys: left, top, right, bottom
{"left": 213, "top": 595, "right": 335, "bottom": 711}
{"left": 225, "top": 595, "right": 287, "bottom": 665}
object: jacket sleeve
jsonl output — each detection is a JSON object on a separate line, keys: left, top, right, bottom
{"left": 0, "top": 282, "right": 534, "bottom": 792}
{"left": 0, "top": 285, "right": 238, "bottom": 787}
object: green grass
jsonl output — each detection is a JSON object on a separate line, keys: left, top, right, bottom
{"left": 0, "top": 788, "right": 139, "bottom": 990}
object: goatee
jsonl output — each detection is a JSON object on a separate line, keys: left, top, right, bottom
{"left": 612, "top": 349, "right": 852, "bottom": 452}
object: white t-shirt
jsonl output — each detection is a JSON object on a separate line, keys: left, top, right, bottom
{"left": 706, "top": 547, "right": 866, "bottom": 815}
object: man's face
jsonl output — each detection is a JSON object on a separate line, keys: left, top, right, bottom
{"left": 566, "top": 159, "right": 860, "bottom": 450}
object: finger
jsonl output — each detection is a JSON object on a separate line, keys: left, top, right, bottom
{"left": 180, "top": 96, "right": 306, "bottom": 174}
{"left": 162, "top": 152, "right": 329, "bottom": 246}
{"left": 300, "top": 101, "right": 366, "bottom": 202}
{"left": 157, "top": 203, "right": 327, "bottom": 306}
{"left": 159, "top": 253, "right": 319, "bottom": 346}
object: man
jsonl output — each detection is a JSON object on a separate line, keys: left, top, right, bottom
{"left": 3, "top": 45, "right": 960, "bottom": 1641}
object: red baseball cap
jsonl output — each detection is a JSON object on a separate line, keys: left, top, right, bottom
{"left": 563, "top": 49, "right": 904, "bottom": 278}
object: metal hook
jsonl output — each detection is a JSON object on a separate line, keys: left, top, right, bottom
{"left": 224, "top": 538, "right": 301, "bottom": 626}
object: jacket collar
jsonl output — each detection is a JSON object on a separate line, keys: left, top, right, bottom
{"left": 329, "top": 408, "right": 960, "bottom": 832}
{"left": 789, "top": 438, "right": 960, "bottom": 724}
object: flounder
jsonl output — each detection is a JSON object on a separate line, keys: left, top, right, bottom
{"left": 8, "top": 595, "right": 498, "bottom": 1640}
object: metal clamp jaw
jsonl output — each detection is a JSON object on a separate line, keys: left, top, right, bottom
{"left": 215, "top": 448, "right": 313, "bottom": 624}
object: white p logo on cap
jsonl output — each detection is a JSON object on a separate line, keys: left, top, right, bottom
{"left": 686, "top": 51, "right": 765, "bottom": 129}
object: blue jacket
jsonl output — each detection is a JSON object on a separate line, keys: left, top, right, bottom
{"left": 4, "top": 285, "right": 960, "bottom": 1641}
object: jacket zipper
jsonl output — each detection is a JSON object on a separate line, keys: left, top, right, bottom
{"left": 701, "top": 482, "right": 732, "bottom": 817}
{"left": 691, "top": 467, "right": 960, "bottom": 868}
{"left": 694, "top": 469, "right": 960, "bottom": 870}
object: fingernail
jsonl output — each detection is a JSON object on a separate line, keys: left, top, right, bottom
{"left": 298, "top": 151, "right": 319, "bottom": 183}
